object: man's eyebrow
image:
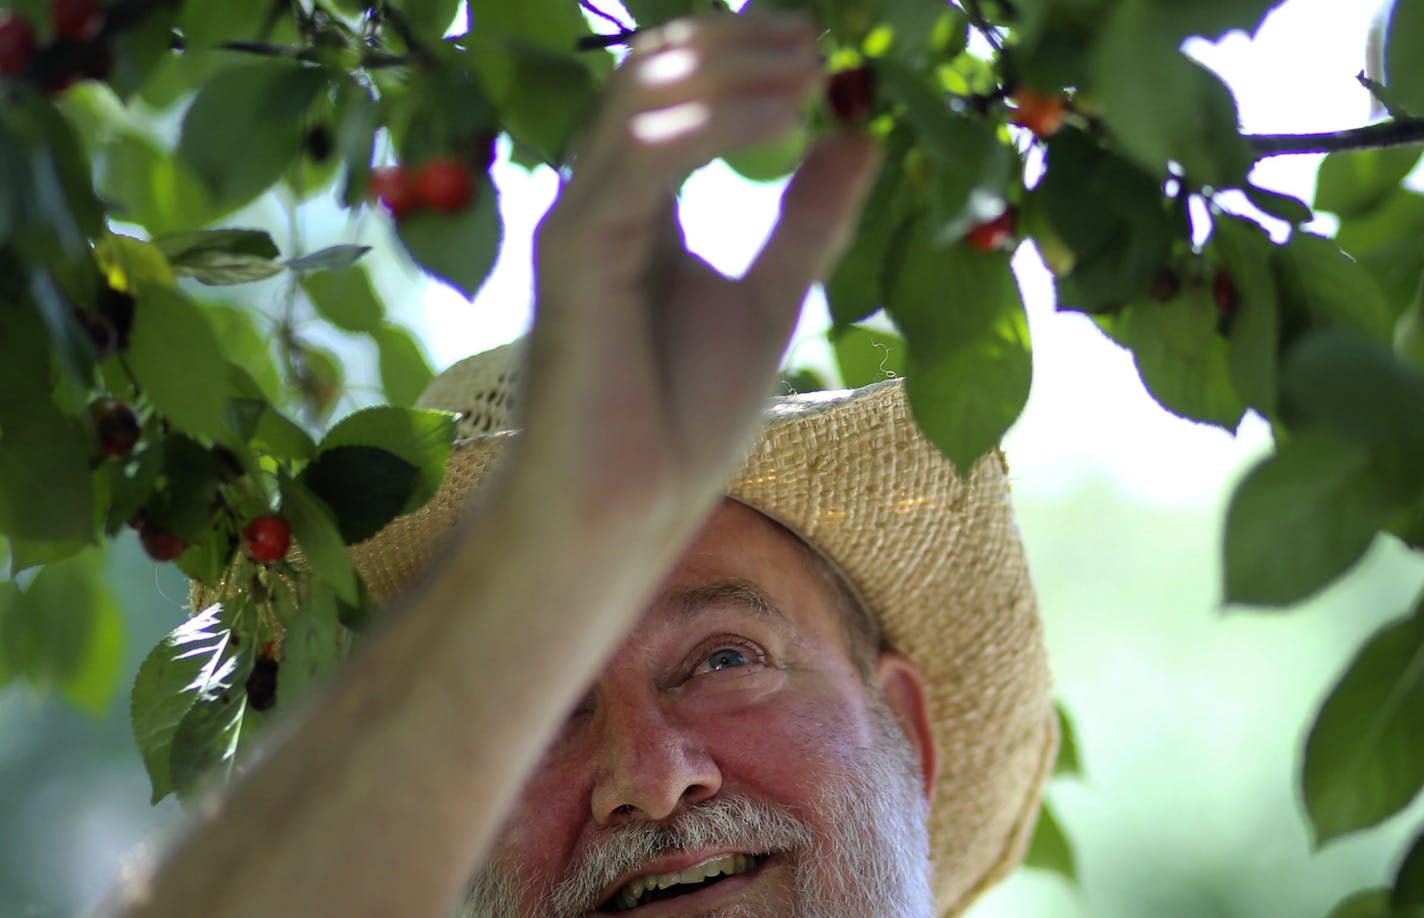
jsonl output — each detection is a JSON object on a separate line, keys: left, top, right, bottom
{"left": 658, "top": 578, "right": 791, "bottom": 627}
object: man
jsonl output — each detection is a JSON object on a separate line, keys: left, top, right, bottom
{"left": 101, "top": 10, "right": 1053, "bottom": 917}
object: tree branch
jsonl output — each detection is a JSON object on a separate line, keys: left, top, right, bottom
{"left": 1247, "top": 118, "right": 1424, "bottom": 158}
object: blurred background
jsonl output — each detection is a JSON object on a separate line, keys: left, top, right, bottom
{"left": 4, "top": 0, "right": 1424, "bottom": 914}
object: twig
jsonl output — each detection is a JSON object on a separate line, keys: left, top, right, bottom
{"left": 1247, "top": 118, "right": 1424, "bottom": 158}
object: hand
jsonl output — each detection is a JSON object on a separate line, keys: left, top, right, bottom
{"left": 517, "top": 11, "right": 880, "bottom": 527}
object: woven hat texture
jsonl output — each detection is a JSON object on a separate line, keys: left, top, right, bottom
{"left": 343, "top": 341, "right": 1057, "bottom": 916}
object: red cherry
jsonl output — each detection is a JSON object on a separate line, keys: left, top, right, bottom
{"left": 1011, "top": 88, "right": 1066, "bottom": 138}
{"left": 1147, "top": 268, "right": 1181, "bottom": 303}
{"left": 1213, "top": 268, "right": 1238, "bottom": 316}
{"left": 416, "top": 158, "right": 474, "bottom": 213}
{"left": 139, "top": 521, "right": 185, "bottom": 562}
{"left": 90, "top": 398, "right": 140, "bottom": 457}
{"left": 243, "top": 515, "right": 292, "bottom": 563}
{"left": 52, "top": 0, "right": 102, "bottom": 42}
{"left": 826, "top": 67, "right": 875, "bottom": 124}
{"left": 0, "top": 13, "right": 36, "bottom": 76}
{"left": 246, "top": 655, "right": 279, "bottom": 711}
{"left": 368, "top": 166, "right": 419, "bottom": 219}
{"left": 965, "top": 209, "right": 1017, "bottom": 252}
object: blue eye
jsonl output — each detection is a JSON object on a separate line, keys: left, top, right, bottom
{"left": 704, "top": 647, "right": 749, "bottom": 671}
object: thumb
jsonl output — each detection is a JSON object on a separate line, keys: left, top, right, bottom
{"left": 742, "top": 130, "right": 881, "bottom": 318}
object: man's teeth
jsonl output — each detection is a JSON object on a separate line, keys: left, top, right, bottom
{"left": 615, "top": 853, "right": 758, "bottom": 910}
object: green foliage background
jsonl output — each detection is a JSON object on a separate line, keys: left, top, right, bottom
{"left": 2, "top": 0, "right": 1424, "bottom": 913}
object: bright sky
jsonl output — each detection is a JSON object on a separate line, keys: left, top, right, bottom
{"left": 415, "top": 0, "right": 1394, "bottom": 506}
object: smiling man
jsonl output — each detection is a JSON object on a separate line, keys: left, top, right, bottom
{"left": 102, "top": 9, "right": 1052, "bottom": 918}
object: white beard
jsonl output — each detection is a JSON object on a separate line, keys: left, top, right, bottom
{"left": 455, "top": 700, "right": 934, "bottom": 918}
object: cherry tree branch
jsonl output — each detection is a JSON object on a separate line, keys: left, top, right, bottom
{"left": 1247, "top": 118, "right": 1424, "bottom": 158}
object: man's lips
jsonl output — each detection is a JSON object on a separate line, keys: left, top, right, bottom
{"left": 592, "top": 849, "right": 772, "bottom": 914}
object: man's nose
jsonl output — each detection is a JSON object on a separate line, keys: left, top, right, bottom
{"left": 590, "top": 692, "right": 721, "bottom": 824}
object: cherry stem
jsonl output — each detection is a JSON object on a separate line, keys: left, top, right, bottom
{"left": 1247, "top": 117, "right": 1424, "bottom": 158}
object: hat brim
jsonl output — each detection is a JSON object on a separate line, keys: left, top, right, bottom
{"left": 349, "top": 377, "right": 1056, "bottom": 916}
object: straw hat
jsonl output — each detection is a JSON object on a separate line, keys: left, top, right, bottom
{"left": 342, "top": 340, "right": 1057, "bottom": 916}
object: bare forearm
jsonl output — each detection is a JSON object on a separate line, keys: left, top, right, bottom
{"left": 99, "top": 470, "right": 716, "bottom": 918}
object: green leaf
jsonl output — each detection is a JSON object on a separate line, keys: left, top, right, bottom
{"left": 1303, "top": 600, "right": 1424, "bottom": 844}
{"left": 204, "top": 303, "right": 283, "bottom": 403}
{"left": 128, "top": 286, "right": 234, "bottom": 443}
{"left": 904, "top": 308, "right": 1033, "bottom": 472}
{"left": 1336, "top": 189, "right": 1424, "bottom": 260}
{"left": 1326, "top": 889, "right": 1394, "bottom": 918}
{"left": 888, "top": 220, "right": 1032, "bottom": 470}
{"left": 1398, "top": 830, "right": 1424, "bottom": 909}
{"left": 1281, "top": 331, "right": 1424, "bottom": 447}
{"left": 826, "top": 153, "right": 915, "bottom": 326}
{"left": 1092, "top": 0, "right": 1251, "bottom": 187}
{"left": 1054, "top": 702, "right": 1081, "bottom": 777}
{"left": 1115, "top": 286, "right": 1246, "bottom": 430}
{"left": 152, "top": 229, "right": 279, "bottom": 263}
{"left": 621, "top": 0, "right": 700, "bottom": 27}
{"left": 1275, "top": 232, "right": 1396, "bottom": 344}
{"left": 300, "top": 445, "right": 420, "bottom": 544}
{"left": 251, "top": 404, "right": 318, "bottom": 463}
{"left": 1040, "top": 129, "right": 1175, "bottom": 312}
{"left": 396, "top": 179, "right": 502, "bottom": 299}
{"left": 279, "top": 474, "right": 359, "bottom": 604}
{"left": 1213, "top": 215, "right": 1281, "bottom": 414}
{"left": 1315, "top": 145, "right": 1424, "bottom": 218}
{"left": 463, "top": 34, "right": 599, "bottom": 166}
{"left": 286, "top": 245, "right": 372, "bottom": 273}
{"left": 1023, "top": 803, "right": 1076, "bottom": 881}
{"left": 153, "top": 229, "right": 283, "bottom": 286}
{"left": 1223, "top": 435, "right": 1390, "bottom": 607}
{"left": 0, "top": 551, "right": 124, "bottom": 717}
{"left": 0, "top": 396, "right": 95, "bottom": 544}
{"left": 169, "top": 650, "right": 252, "bottom": 801}
{"left": 1385, "top": 0, "right": 1424, "bottom": 116}
{"left": 335, "top": 79, "right": 379, "bottom": 209}
{"left": 97, "top": 134, "right": 219, "bottom": 235}
{"left": 374, "top": 323, "right": 436, "bottom": 407}
{"left": 779, "top": 367, "right": 829, "bottom": 394}
{"left": 1243, "top": 184, "right": 1313, "bottom": 225}
{"left": 301, "top": 266, "right": 385, "bottom": 334}
{"left": 392, "top": 0, "right": 464, "bottom": 41}
{"left": 318, "top": 406, "right": 457, "bottom": 514}
{"left": 468, "top": 0, "right": 600, "bottom": 56}
{"left": 277, "top": 580, "right": 345, "bottom": 710}
{"left": 833, "top": 325, "right": 907, "bottom": 388}
{"left": 179, "top": 0, "right": 273, "bottom": 48}
{"left": 144, "top": 434, "right": 228, "bottom": 545}
{"left": 877, "top": 58, "right": 1012, "bottom": 241}
{"left": 130, "top": 601, "right": 241, "bottom": 803}
{"left": 178, "top": 61, "right": 328, "bottom": 211}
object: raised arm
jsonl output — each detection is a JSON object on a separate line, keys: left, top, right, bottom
{"left": 97, "top": 11, "right": 877, "bottom": 917}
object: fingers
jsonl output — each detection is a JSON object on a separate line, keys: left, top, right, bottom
{"left": 571, "top": 11, "right": 821, "bottom": 196}
{"left": 742, "top": 130, "right": 881, "bottom": 326}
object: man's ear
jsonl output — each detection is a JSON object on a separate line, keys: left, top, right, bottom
{"left": 874, "top": 652, "right": 938, "bottom": 802}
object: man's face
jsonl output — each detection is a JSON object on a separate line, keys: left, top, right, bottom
{"left": 460, "top": 500, "right": 936, "bottom": 917}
